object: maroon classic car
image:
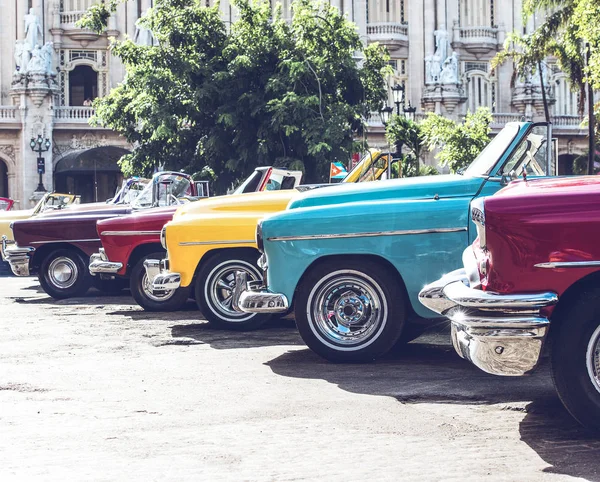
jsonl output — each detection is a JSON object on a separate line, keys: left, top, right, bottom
{"left": 419, "top": 176, "right": 600, "bottom": 431}
{"left": 88, "top": 166, "right": 305, "bottom": 310}
{"left": 1, "top": 172, "right": 201, "bottom": 299}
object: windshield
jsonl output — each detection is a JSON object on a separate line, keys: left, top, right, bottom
{"left": 343, "top": 151, "right": 395, "bottom": 183}
{"left": 131, "top": 174, "right": 193, "bottom": 209}
{"left": 463, "top": 123, "right": 520, "bottom": 177}
{"left": 232, "top": 170, "right": 265, "bottom": 194}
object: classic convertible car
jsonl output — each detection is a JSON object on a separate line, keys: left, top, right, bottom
{"left": 147, "top": 149, "right": 395, "bottom": 324}
{"left": 419, "top": 176, "right": 600, "bottom": 431}
{"left": 234, "top": 122, "right": 565, "bottom": 361}
{"left": 88, "top": 166, "right": 304, "bottom": 310}
{"left": 1, "top": 172, "right": 200, "bottom": 298}
{"left": 0, "top": 192, "right": 79, "bottom": 244}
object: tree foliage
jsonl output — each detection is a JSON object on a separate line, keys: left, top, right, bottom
{"left": 420, "top": 107, "right": 492, "bottom": 173}
{"left": 385, "top": 115, "right": 429, "bottom": 177}
{"left": 81, "top": 0, "right": 389, "bottom": 192}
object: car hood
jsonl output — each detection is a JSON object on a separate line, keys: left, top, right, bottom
{"left": 288, "top": 174, "right": 485, "bottom": 210}
{"left": 97, "top": 206, "right": 178, "bottom": 231}
{"left": 39, "top": 204, "right": 131, "bottom": 218}
{"left": 173, "top": 190, "right": 300, "bottom": 220}
{"left": 496, "top": 175, "right": 600, "bottom": 198}
{"left": 0, "top": 208, "right": 35, "bottom": 222}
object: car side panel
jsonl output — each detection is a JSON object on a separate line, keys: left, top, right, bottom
{"left": 263, "top": 197, "right": 471, "bottom": 318}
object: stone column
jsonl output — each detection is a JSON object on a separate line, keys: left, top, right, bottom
{"left": 126, "top": 0, "right": 137, "bottom": 39}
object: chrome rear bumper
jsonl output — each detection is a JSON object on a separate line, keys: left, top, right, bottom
{"left": 146, "top": 258, "right": 181, "bottom": 291}
{"left": 1, "top": 235, "right": 34, "bottom": 277}
{"left": 419, "top": 268, "right": 558, "bottom": 376}
{"left": 89, "top": 248, "right": 123, "bottom": 275}
{"left": 232, "top": 271, "right": 289, "bottom": 314}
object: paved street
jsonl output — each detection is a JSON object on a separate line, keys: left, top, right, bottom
{"left": 0, "top": 276, "right": 599, "bottom": 481}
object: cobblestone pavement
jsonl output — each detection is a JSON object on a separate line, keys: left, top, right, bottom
{"left": 0, "top": 277, "right": 599, "bottom": 481}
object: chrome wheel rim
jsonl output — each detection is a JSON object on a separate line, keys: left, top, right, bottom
{"left": 48, "top": 256, "right": 78, "bottom": 289}
{"left": 307, "top": 270, "right": 387, "bottom": 350}
{"left": 142, "top": 272, "right": 175, "bottom": 302}
{"left": 586, "top": 324, "right": 600, "bottom": 394}
{"left": 206, "top": 260, "right": 261, "bottom": 322}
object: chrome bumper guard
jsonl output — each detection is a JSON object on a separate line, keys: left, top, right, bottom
{"left": 1, "top": 235, "right": 34, "bottom": 276}
{"left": 89, "top": 248, "right": 123, "bottom": 275}
{"left": 419, "top": 269, "right": 558, "bottom": 376}
{"left": 146, "top": 258, "right": 181, "bottom": 291}
{"left": 232, "top": 271, "right": 289, "bottom": 314}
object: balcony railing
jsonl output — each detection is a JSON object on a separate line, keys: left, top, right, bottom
{"left": 551, "top": 115, "right": 585, "bottom": 127}
{"left": 367, "top": 22, "right": 408, "bottom": 51}
{"left": 60, "top": 11, "right": 86, "bottom": 24}
{"left": 0, "top": 107, "right": 19, "bottom": 123}
{"left": 453, "top": 26, "right": 499, "bottom": 53}
{"left": 54, "top": 106, "right": 95, "bottom": 122}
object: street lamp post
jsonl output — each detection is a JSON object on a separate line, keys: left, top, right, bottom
{"left": 391, "top": 82, "right": 405, "bottom": 116}
{"left": 30, "top": 134, "right": 51, "bottom": 192}
{"left": 379, "top": 105, "right": 394, "bottom": 179}
{"left": 403, "top": 102, "right": 416, "bottom": 122}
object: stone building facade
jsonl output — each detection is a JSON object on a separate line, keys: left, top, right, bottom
{"left": 0, "top": 0, "right": 588, "bottom": 206}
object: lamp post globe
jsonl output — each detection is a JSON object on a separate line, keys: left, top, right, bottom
{"left": 379, "top": 105, "right": 393, "bottom": 126}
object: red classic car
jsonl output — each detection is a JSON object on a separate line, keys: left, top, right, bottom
{"left": 88, "top": 166, "right": 304, "bottom": 310}
{"left": 419, "top": 176, "right": 600, "bottom": 431}
{"left": 1, "top": 172, "right": 201, "bottom": 299}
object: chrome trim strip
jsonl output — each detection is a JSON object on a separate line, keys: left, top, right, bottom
{"left": 100, "top": 231, "right": 161, "bottom": 237}
{"left": 535, "top": 261, "right": 600, "bottom": 269}
{"left": 267, "top": 227, "right": 467, "bottom": 242}
{"left": 30, "top": 238, "right": 100, "bottom": 245}
{"left": 179, "top": 239, "right": 255, "bottom": 246}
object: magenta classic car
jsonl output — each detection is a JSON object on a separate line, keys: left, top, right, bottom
{"left": 1, "top": 172, "right": 201, "bottom": 299}
{"left": 419, "top": 176, "right": 600, "bottom": 431}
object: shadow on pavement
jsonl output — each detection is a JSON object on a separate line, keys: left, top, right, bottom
{"left": 168, "top": 317, "right": 301, "bottom": 350}
{"left": 265, "top": 340, "right": 600, "bottom": 481}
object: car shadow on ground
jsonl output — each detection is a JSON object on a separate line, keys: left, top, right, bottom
{"left": 10, "top": 283, "right": 137, "bottom": 307}
{"left": 265, "top": 340, "right": 600, "bottom": 481}
{"left": 168, "top": 316, "right": 302, "bottom": 349}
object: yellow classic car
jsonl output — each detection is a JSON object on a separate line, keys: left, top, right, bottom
{"left": 147, "top": 150, "right": 394, "bottom": 328}
{"left": 0, "top": 192, "right": 78, "bottom": 244}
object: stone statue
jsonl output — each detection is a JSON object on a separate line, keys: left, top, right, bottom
{"left": 27, "top": 45, "right": 46, "bottom": 74}
{"left": 14, "top": 40, "right": 29, "bottom": 73}
{"left": 41, "top": 42, "right": 55, "bottom": 75}
{"left": 433, "top": 28, "right": 449, "bottom": 65}
{"left": 440, "top": 52, "right": 459, "bottom": 84}
{"left": 134, "top": 11, "right": 154, "bottom": 46}
{"left": 24, "top": 8, "right": 42, "bottom": 51}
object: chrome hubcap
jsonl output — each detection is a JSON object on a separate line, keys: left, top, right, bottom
{"left": 142, "top": 272, "right": 175, "bottom": 302}
{"left": 207, "top": 261, "right": 260, "bottom": 321}
{"left": 308, "top": 271, "right": 387, "bottom": 348}
{"left": 48, "top": 257, "right": 78, "bottom": 289}
{"left": 586, "top": 324, "right": 600, "bottom": 394}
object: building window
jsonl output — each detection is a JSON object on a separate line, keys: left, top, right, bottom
{"left": 60, "top": 0, "right": 95, "bottom": 12}
{"left": 460, "top": 0, "right": 493, "bottom": 27}
{"left": 465, "top": 64, "right": 496, "bottom": 112}
{"left": 367, "top": 0, "right": 404, "bottom": 23}
{"left": 553, "top": 73, "right": 579, "bottom": 116}
{"left": 69, "top": 65, "right": 98, "bottom": 106}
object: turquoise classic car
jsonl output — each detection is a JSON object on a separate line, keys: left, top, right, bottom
{"left": 233, "top": 122, "right": 556, "bottom": 362}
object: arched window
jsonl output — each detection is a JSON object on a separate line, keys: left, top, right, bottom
{"left": 465, "top": 66, "right": 496, "bottom": 112}
{"left": 460, "top": 0, "right": 494, "bottom": 27}
{"left": 553, "top": 73, "right": 579, "bottom": 116}
{"left": 69, "top": 65, "right": 98, "bottom": 106}
{"left": 0, "top": 159, "right": 8, "bottom": 198}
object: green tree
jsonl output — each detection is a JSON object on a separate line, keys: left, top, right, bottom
{"left": 384, "top": 115, "right": 430, "bottom": 177}
{"left": 81, "top": 0, "right": 389, "bottom": 192}
{"left": 420, "top": 107, "right": 492, "bottom": 173}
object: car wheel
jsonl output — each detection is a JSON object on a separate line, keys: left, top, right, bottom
{"left": 195, "top": 250, "right": 271, "bottom": 330}
{"left": 130, "top": 252, "right": 190, "bottom": 312}
{"left": 551, "top": 286, "right": 600, "bottom": 432}
{"left": 91, "top": 276, "right": 128, "bottom": 295}
{"left": 295, "top": 259, "right": 406, "bottom": 362}
{"left": 38, "top": 248, "right": 91, "bottom": 299}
